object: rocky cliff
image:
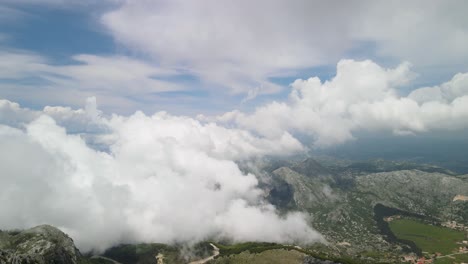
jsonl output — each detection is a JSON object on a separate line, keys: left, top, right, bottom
{"left": 0, "top": 225, "right": 82, "bottom": 264}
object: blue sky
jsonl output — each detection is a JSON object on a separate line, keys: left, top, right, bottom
{"left": 2, "top": 0, "right": 466, "bottom": 116}
{"left": 0, "top": 6, "right": 113, "bottom": 59}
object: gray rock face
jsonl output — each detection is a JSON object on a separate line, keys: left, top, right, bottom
{"left": 273, "top": 167, "right": 337, "bottom": 209}
{"left": 356, "top": 170, "right": 468, "bottom": 220}
{"left": 0, "top": 225, "right": 81, "bottom": 264}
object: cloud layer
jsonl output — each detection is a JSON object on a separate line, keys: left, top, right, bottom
{"left": 102, "top": 0, "right": 468, "bottom": 97}
{"left": 101, "top": 0, "right": 360, "bottom": 96}
{"left": 0, "top": 98, "right": 315, "bottom": 252}
{"left": 1, "top": 58, "right": 468, "bottom": 252}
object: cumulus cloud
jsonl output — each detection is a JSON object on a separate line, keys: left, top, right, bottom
{"left": 0, "top": 98, "right": 319, "bottom": 252}
{"left": 408, "top": 73, "right": 468, "bottom": 104}
{"left": 1, "top": 58, "right": 468, "bottom": 252}
{"left": 217, "top": 59, "right": 468, "bottom": 146}
{"left": 0, "top": 99, "right": 38, "bottom": 127}
{"left": 0, "top": 97, "right": 106, "bottom": 135}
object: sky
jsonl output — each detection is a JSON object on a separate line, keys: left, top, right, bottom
{"left": 1, "top": 0, "right": 468, "bottom": 252}
{"left": 1, "top": 0, "right": 468, "bottom": 115}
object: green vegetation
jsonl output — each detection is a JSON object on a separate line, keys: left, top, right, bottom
{"left": 212, "top": 242, "right": 364, "bottom": 264}
{"left": 210, "top": 248, "right": 305, "bottom": 264}
{"left": 389, "top": 219, "right": 464, "bottom": 255}
{"left": 8, "top": 233, "right": 36, "bottom": 252}
{"left": 103, "top": 243, "right": 182, "bottom": 263}
{"left": 0, "top": 230, "right": 39, "bottom": 252}
{"left": 434, "top": 253, "right": 468, "bottom": 264}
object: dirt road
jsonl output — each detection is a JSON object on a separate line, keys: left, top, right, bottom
{"left": 188, "top": 243, "right": 220, "bottom": 264}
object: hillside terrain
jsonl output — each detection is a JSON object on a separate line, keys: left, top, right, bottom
{"left": 1, "top": 158, "right": 467, "bottom": 263}
{"left": 263, "top": 158, "right": 468, "bottom": 262}
{"left": 0, "top": 225, "right": 82, "bottom": 264}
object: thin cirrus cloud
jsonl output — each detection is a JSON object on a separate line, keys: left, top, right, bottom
{"left": 0, "top": 50, "right": 185, "bottom": 112}
{"left": 0, "top": 51, "right": 179, "bottom": 89}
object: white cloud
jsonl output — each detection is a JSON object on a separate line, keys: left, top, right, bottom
{"left": 0, "top": 99, "right": 39, "bottom": 127}
{"left": 217, "top": 59, "right": 468, "bottom": 146}
{"left": 354, "top": 0, "right": 468, "bottom": 66}
{"left": 1, "top": 58, "right": 468, "bottom": 253}
{"left": 101, "top": 0, "right": 468, "bottom": 96}
{"left": 50, "top": 55, "right": 182, "bottom": 95}
{"left": 0, "top": 50, "right": 188, "bottom": 113}
{"left": 101, "top": 0, "right": 362, "bottom": 95}
{"left": 0, "top": 51, "right": 180, "bottom": 92}
{"left": 408, "top": 73, "right": 468, "bottom": 103}
{"left": 3, "top": 1, "right": 468, "bottom": 112}
{"left": 0, "top": 98, "right": 317, "bottom": 252}
{"left": 0, "top": 50, "right": 49, "bottom": 79}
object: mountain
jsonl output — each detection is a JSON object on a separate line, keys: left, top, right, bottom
{"left": 2, "top": 158, "right": 467, "bottom": 263}
{"left": 263, "top": 158, "right": 468, "bottom": 262}
{"left": 0, "top": 228, "right": 352, "bottom": 264}
{"left": 0, "top": 225, "right": 82, "bottom": 264}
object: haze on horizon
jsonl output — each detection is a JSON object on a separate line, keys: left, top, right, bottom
{"left": 1, "top": 0, "right": 468, "bottom": 252}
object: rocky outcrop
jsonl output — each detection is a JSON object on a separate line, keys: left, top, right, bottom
{"left": 0, "top": 225, "right": 81, "bottom": 264}
{"left": 355, "top": 170, "right": 468, "bottom": 219}
{"left": 272, "top": 167, "right": 338, "bottom": 209}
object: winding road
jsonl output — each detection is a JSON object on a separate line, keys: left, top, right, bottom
{"left": 188, "top": 243, "right": 220, "bottom": 264}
